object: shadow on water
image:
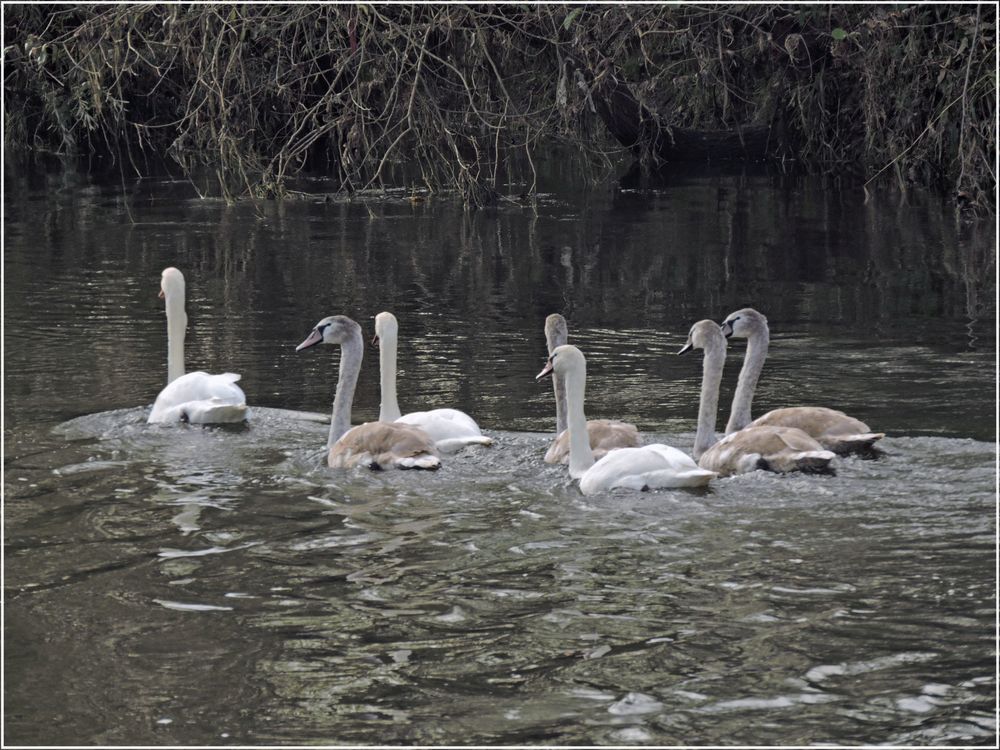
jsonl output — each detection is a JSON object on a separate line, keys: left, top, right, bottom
{"left": 3, "top": 158, "right": 995, "bottom": 745}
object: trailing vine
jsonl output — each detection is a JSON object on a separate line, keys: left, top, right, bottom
{"left": 4, "top": 4, "right": 994, "bottom": 210}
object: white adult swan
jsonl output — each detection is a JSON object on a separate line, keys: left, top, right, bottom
{"left": 680, "top": 320, "right": 836, "bottom": 476}
{"left": 542, "top": 314, "right": 641, "bottom": 463}
{"left": 372, "top": 312, "right": 492, "bottom": 452}
{"left": 536, "top": 344, "right": 715, "bottom": 494}
{"left": 721, "top": 308, "right": 884, "bottom": 454}
{"left": 296, "top": 315, "right": 440, "bottom": 470}
{"left": 147, "top": 267, "right": 248, "bottom": 424}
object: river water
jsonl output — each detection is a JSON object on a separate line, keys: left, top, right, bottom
{"left": 4, "top": 157, "right": 996, "bottom": 745}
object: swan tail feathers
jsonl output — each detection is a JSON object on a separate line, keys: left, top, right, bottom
{"left": 544, "top": 434, "right": 568, "bottom": 464}
{"left": 148, "top": 400, "right": 247, "bottom": 424}
{"left": 395, "top": 454, "right": 442, "bottom": 470}
{"left": 824, "top": 432, "right": 886, "bottom": 455}
{"left": 620, "top": 468, "right": 717, "bottom": 490}
{"left": 435, "top": 436, "right": 493, "bottom": 453}
{"left": 598, "top": 467, "right": 716, "bottom": 493}
{"left": 771, "top": 450, "right": 837, "bottom": 475}
{"left": 186, "top": 401, "right": 248, "bottom": 424}
{"left": 670, "top": 467, "right": 718, "bottom": 486}
{"left": 329, "top": 450, "right": 373, "bottom": 469}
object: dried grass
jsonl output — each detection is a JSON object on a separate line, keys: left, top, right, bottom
{"left": 4, "top": 5, "right": 994, "bottom": 210}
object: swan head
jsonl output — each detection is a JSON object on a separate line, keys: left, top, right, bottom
{"left": 679, "top": 320, "right": 727, "bottom": 354}
{"left": 536, "top": 344, "right": 584, "bottom": 381}
{"left": 159, "top": 267, "right": 185, "bottom": 301}
{"left": 372, "top": 311, "right": 399, "bottom": 348}
{"left": 544, "top": 314, "right": 569, "bottom": 352}
{"left": 296, "top": 316, "right": 361, "bottom": 351}
{"left": 721, "top": 308, "right": 767, "bottom": 339}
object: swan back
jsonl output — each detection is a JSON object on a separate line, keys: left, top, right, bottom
{"left": 148, "top": 372, "right": 247, "bottom": 424}
{"left": 578, "top": 444, "right": 715, "bottom": 494}
{"left": 544, "top": 419, "right": 642, "bottom": 464}
{"left": 395, "top": 408, "right": 492, "bottom": 451}
{"left": 698, "top": 425, "right": 836, "bottom": 476}
{"left": 748, "top": 407, "right": 884, "bottom": 454}
{"left": 329, "top": 421, "right": 441, "bottom": 470}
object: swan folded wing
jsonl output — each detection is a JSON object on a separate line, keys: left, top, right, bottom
{"left": 545, "top": 419, "right": 641, "bottom": 464}
{"left": 578, "top": 444, "right": 715, "bottom": 494}
{"left": 148, "top": 371, "right": 247, "bottom": 424}
{"left": 748, "top": 407, "right": 883, "bottom": 454}
{"left": 699, "top": 425, "right": 836, "bottom": 476}
{"left": 329, "top": 422, "right": 441, "bottom": 470}
{"left": 396, "top": 408, "right": 492, "bottom": 450}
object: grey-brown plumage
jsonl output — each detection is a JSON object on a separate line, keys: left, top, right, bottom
{"left": 544, "top": 419, "right": 643, "bottom": 464}
{"left": 329, "top": 421, "right": 442, "bottom": 470}
{"left": 681, "top": 319, "right": 836, "bottom": 476}
{"left": 543, "top": 313, "right": 641, "bottom": 464}
{"left": 721, "top": 308, "right": 884, "bottom": 454}
{"left": 296, "top": 315, "right": 440, "bottom": 471}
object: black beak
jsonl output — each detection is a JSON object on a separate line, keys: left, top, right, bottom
{"left": 678, "top": 342, "right": 693, "bottom": 355}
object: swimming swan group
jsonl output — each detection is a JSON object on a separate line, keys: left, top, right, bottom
{"left": 147, "top": 267, "right": 883, "bottom": 494}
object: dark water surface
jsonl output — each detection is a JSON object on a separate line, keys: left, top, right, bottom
{"left": 4, "top": 159, "right": 996, "bottom": 745}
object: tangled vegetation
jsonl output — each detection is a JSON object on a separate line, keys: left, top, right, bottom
{"left": 4, "top": 4, "right": 995, "bottom": 209}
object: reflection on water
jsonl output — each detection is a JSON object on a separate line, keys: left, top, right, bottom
{"left": 4, "top": 159, "right": 995, "bottom": 745}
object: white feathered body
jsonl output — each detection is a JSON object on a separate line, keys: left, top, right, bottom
{"left": 577, "top": 443, "right": 716, "bottom": 495}
{"left": 374, "top": 313, "right": 492, "bottom": 453}
{"left": 148, "top": 371, "right": 248, "bottom": 424}
{"left": 396, "top": 408, "right": 492, "bottom": 452}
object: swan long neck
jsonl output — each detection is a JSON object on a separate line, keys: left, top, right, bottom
{"left": 563, "top": 357, "right": 595, "bottom": 479}
{"left": 726, "top": 323, "right": 768, "bottom": 434}
{"left": 694, "top": 340, "right": 726, "bottom": 459}
{"left": 330, "top": 328, "right": 363, "bottom": 447}
{"left": 545, "top": 321, "right": 569, "bottom": 435}
{"left": 378, "top": 328, "right": 402, "bottom": 422}
{"left": 164, "top": 288, "right": 187, "bottom": 385}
